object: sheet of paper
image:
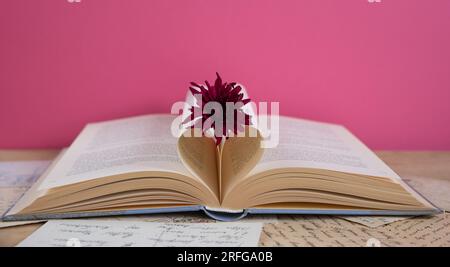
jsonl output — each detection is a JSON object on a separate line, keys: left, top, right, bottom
{"left": 17, "top": 220, "right": 263, "bottom": 247}
{"left": 260, "top": 214, "right": 450, "bottom": 247}
{"left": 404, "top": 176, "right": 450, "bottom": 211}
{"left": 261, "top": 215, "right": 365, "bottom": 247}
{"left": 0, "top": 161, "right": 51, "bottom": 187}
{"left": 95, "top": 213, "right": 216, "bottom": 223}
{"left": 374, "top": 214, "right": 450, "bottom": 246}
{"left": 240, "top": 214, "right": 278, "bottom": 223}
{"left": 95, "top": 213, "right": 277, "bottom": 224}
{"left": 338, "top": 215, "right": 411, "bottom": 228}
{"left": 0, "top": 160, "right": 50, "bottom": 228}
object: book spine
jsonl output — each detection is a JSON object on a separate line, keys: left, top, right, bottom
{"left": 202, "top": 206, "right": 248, "bottom": 221}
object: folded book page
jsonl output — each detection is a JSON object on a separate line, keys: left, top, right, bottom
{"left": 17, "top": 220, "right": 263, "bottom": 247}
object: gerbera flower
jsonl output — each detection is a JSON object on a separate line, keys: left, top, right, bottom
{"left": 183, "top": 72, "right": 252, "bottom": 145}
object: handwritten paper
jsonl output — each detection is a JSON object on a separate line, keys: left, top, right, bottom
{"left": 96, "top": 212, "right": 216, "bottom": 224}
{"left": 240, "top": 214, "right": 278, "bottom": 223}
{"left": 261, "top": 220, "right": 370, "bottom": 247}
{"left": 259, "top": 214, "right": 450, "bottom": 247}
{"left": 338, "top": 215, "right": 411, "bottom": 228}
{"left": 0, "top": 188, "right": 43, "bottom": 228}
{"left": 374, "top": 214, "right": 450, "bottom": 246}
{"left": 0, "top": 160, "right": 51, "bottom": 228}
{"left": 0, "top": 161, "right": 50, "bottom": 187}
{"left": 96, "top": 213, "right": 277, "bottom": 224}
{"left": 404, "top": 176, "right": 450, "bottom": 211}
{"left": 17, "top": 220, "right": 263, "bottom": 247}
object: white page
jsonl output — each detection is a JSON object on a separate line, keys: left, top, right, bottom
{"left": 251, "top": 116, "right": 400, "bottom": 180}
{"left": 38, "top": 114, "right": 191, "bottom": 190}
{"left": 17, "top": 220, "right": 263, "bottom": 247}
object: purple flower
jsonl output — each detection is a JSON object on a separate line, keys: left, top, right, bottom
{"left": 183, "top": 72, "right": 252, "bottom": 145}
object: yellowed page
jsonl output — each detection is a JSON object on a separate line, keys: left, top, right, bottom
{"left": 249, "top": 115, "right": 401, "bottom": 181}
{"left": 177, "top": 129, "right": 219, "bottom": 196}
{"left": 38, "top": 114, "right": 195, "bottom": 190}
{"left": 221, "top": 127, "right": 264, "bottom": 197}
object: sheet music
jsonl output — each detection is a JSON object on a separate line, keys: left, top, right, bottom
{"left": 17, "top": 220, "right": 263, "bottom": 247}
{"left": 0, "top": 160, "right": 50, "bottom": 228}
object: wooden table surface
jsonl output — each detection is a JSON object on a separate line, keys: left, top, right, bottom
{"left": 0, "top": 149, "right": 449, "bottom": 247}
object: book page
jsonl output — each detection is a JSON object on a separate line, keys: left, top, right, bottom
{"left": 17, "top": 220, "right": 262, "bottom": 247}
{"left": 38, "top": 114, "right": 193, "bottom": 190}
{"left": 95, "top": 212, "right": 278, "bottom": 224}
{"left": 6, "top": 150, "right": 67, "bottom": 216}
{"left": 177, "top": 129, "right": 219, "bottom": 196}
{"left": 248, "top": 116, "right": 400, "bottom": 180}
{"left": 221, "top": 127, "right": 264, "bottom": 196}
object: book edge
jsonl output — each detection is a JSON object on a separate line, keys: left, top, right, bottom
{"left": 3, "top": 205, "right": 440, "bottom": 222}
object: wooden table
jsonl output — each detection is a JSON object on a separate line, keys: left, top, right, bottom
{"left": 1, "top": 149, "right": 449, "bottom": 247}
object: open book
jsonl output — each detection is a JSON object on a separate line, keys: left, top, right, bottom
{"left": 4, "top": 114, "right": 438, "bottom": 221}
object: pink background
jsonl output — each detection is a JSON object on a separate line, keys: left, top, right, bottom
{"left": 1, "top": 0, "right": 449, "bottom": 150}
